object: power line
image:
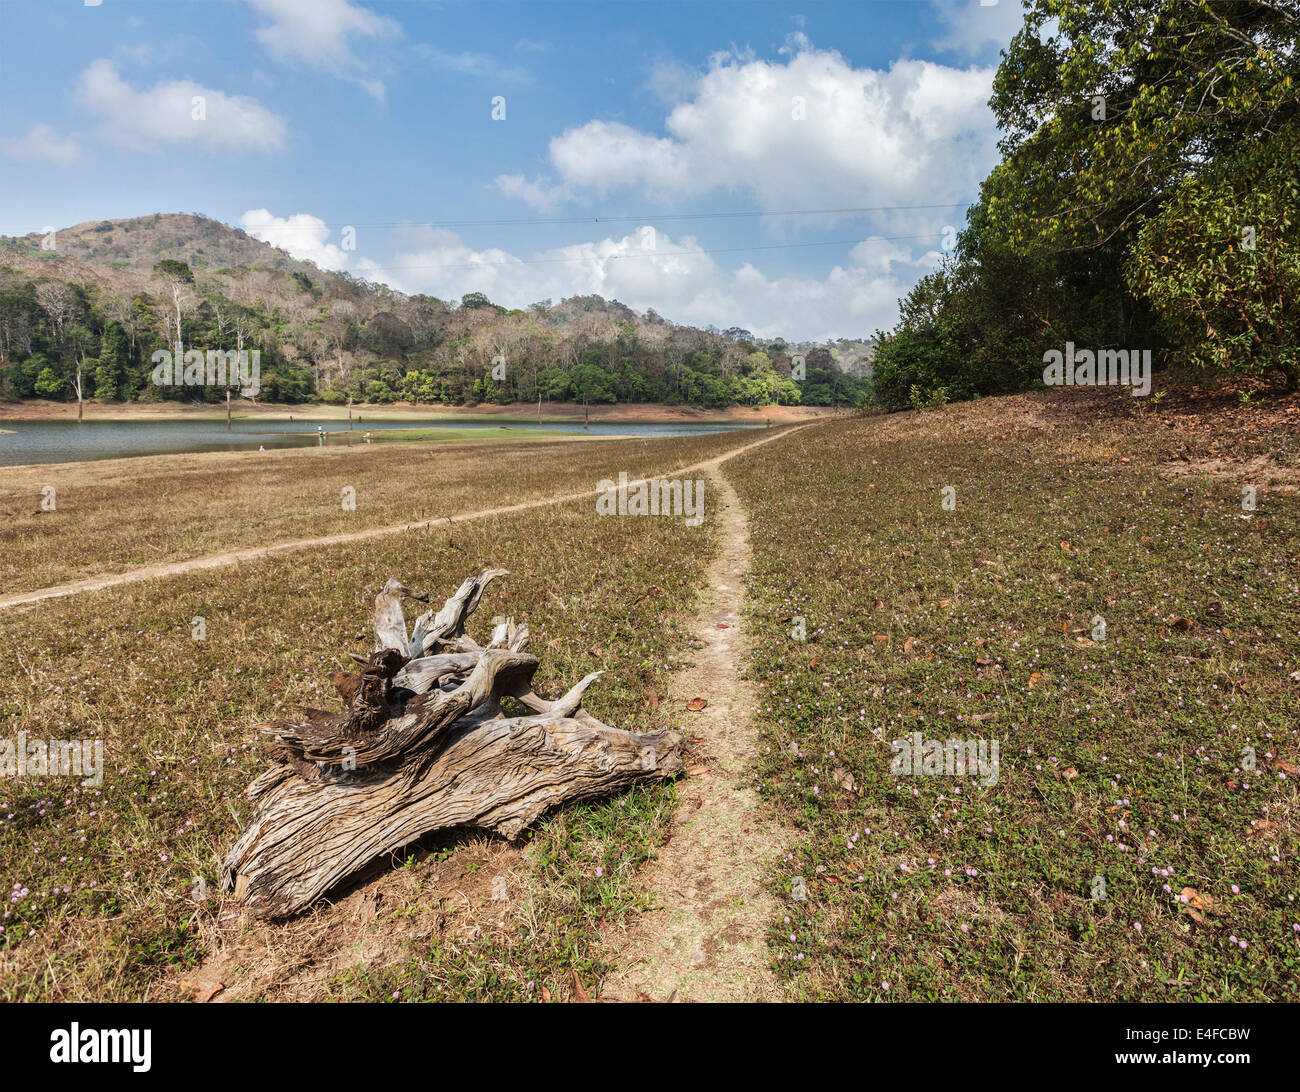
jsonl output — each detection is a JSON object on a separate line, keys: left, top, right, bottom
{"left": 309, "top": 202, "right": 975, "bottom": 230}
{"left": 354, "top": 231, "right": 950, "bottom": 275}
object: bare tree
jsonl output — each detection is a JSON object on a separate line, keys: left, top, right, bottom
{"left": 73, "top": 349, "right": 85, "bottom": 421}
{"left": 152, "top": 274, "right": 194, "bottom": 361}
{"left": 212, "top": 300, "right": 230, "bottom": 346}
{"left": 33, "top": 282, "right": 75, "bottom": 347}
{"left": 232, "top": 305, "right": 250, "bottom": 352}
{"left": 0, "top": 293, "right": 36, "bottom": 358}
{"left": 103, "top": 295, "right": 140, "bottom": 352}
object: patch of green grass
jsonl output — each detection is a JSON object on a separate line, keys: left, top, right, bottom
{"left": 730, "top": 403, "right": 1300, "bottom": 1001}
{"left": 324, "top": 781, "right": 681, "bottom": 1002}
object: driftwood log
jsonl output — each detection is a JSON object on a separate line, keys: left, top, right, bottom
{"left": 221, "top": 569, "right": 683, "bottom": 917}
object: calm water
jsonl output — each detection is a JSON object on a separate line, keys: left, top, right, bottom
{"left": 0, "top": 417, "right": 760, "bottom": 467}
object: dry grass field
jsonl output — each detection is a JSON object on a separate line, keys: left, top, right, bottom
{"left": 730, "top": 389, "right": 1300, "bottom": 1000}
{"left": 0, "top": 429, "right": 764, "bottom": 594}
{"left": 3, "top": 391, "right": 1298, "bottom": 1003}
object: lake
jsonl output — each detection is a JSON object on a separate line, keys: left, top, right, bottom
{"left": 0, "top": 416, "right": 761, "bottom": 467}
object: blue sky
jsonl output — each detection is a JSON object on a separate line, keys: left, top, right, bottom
{"left": 0, "top": 0, "right": 1029, "bottom": 340}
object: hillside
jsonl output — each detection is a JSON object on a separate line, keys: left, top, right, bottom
{"left": 5, "top": 213, "right": 327, "bottom": 275}
{"left": 0, "top": 213, "right": 874, "bottom": 408}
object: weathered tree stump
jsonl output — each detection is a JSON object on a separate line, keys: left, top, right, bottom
{"left": 221, "top": 569, "right": 683, "bottom": 917}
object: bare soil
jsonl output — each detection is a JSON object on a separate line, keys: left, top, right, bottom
{"left": 599, "top": 467, "right": 792, "bottom": 1003}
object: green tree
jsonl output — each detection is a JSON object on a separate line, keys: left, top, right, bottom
{"left": 1129, "top": 122, "right": 1300, "bottom": 389}
{"left": 94, "top": 320, "right": 135, "bottom": 399}
{"left": 34, "top": 365, "right": 67, "bottom": 398}
{"left": 152, "top": 259, "right": 194, "bottom": 284}
{"left": 568, "top": 362, "right": 616, "bottom": 403}
{"left": 985, "top": 0, "right": 1298, "bottom": 386}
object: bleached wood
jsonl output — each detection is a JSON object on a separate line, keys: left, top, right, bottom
{"left": 222, "top": 570, "right": 681, "bottom": 917}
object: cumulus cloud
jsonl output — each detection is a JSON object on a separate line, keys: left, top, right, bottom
{"left": 361, "top": 224, "right": 938, "bottom": 341}
{"left": 240, "top": 209, "right": 350, "bottom": 269}
{"left": 497, "top": 39, "right": 998, "bottom": 224}
{"left": 243, "top": 0, "right": 399, "bottom": 97}
{"left": 1, "top": 123, "right": 81, "bottom": 165}
{"left": 76, "top": 60, "right": 286, "bottom": 152}
{"left": 238, "top": 35, "right": 998, "bottom": 338}
{"left": 645, "top": 58, "right": 699, "bottom": 105}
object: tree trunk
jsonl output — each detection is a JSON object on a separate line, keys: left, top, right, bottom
{"left": 222, "top": 569, "right": 682, "bottom": 917}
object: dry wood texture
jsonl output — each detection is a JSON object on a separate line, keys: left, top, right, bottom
{"left": 222, "top": 569, "right": 683, "bottom": 917}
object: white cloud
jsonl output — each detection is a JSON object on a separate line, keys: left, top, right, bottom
{"left": 414, "top": 45, "right": 531, "bottom": 84}
{"left": 362, "top": 224, "right": 938, "bottom": 341}
{"left": 493, "top": 173, "right": 571, "bottom": 212}
{"left": 544, "top": 121, "right": 689, "bottom": 196}
{"left": 76, "top": 60, "right": 286, "bottom": 152}
{"left": 240, "top": 209, "right": 350, "bottom": 269}
{"left": 779, "top": 30, "right": 814, "bottom": 57}
{"left": 1, "top": 123, "right": 81, "bottom": 165}
{"left": 645, "top": 58, "right": 698, "bottom": 104}
{"left": 497, "top": 40, "right": 998, "bottom": 226}
{"left": 930, "top": 0, "right": 1029, "bottom": 56}
{"left": 245, "top": 0, "right": 397, "bottom": 64}
{"left": 243, "top": 0, "right": 399, "bottom": 97}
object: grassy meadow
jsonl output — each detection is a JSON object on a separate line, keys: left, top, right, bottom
{"left": 0, "top": 428, "right": 759, "bottom": 594}
{"left": 0, "top": 480, "right": 719, "bottom": 1001}
{"left": 730, "top": 392, "right": 1300, "bottom": 1000}
{"left": 2, "top": 391, "right": 1298, "bottom": 1003}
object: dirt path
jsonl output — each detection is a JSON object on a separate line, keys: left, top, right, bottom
{"left": 0, "top": 425, "right": 811, "bottom": 613}
{"left": 600, "top": 466, "right": 790, "bottom": 1002}
{"left": 166, "top": 431, "right": 800, "bottom": 1004}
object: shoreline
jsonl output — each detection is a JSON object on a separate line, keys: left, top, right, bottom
{"left": 0, "top": 418, "right": 794, "bottom": 473}
{"left": 0, "top": 426, "right": 609, "bottom": 475}
{"left": 0, "top": 399, "right": 842, "bottom": 425}
{"left": 0, "top": 423, "right": 655, "bottom": 473}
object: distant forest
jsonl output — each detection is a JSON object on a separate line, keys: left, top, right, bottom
{"left": 0, "top": 219, "right": 872, "bottom": 410}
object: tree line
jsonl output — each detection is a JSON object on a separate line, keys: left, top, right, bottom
{"left": 0, "top": 251, "right": 869, "bottom": 409}
{"left": 870, "top": 0, "right": 1298, "bottom": 411}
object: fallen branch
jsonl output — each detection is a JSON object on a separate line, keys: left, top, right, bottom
{"left": 221, "top": 569, "right": 683, "bottom": 917}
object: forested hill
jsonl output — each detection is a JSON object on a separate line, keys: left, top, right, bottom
{"left": 0, "top": 213, "right": 873, "bottom": 408}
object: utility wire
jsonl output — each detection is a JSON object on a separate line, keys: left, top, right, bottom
{"left": 309, "top": 202, "right": 975, "bottom": 230}
{"left": 352, "top": 230, "right": 950, "bottom": 275}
